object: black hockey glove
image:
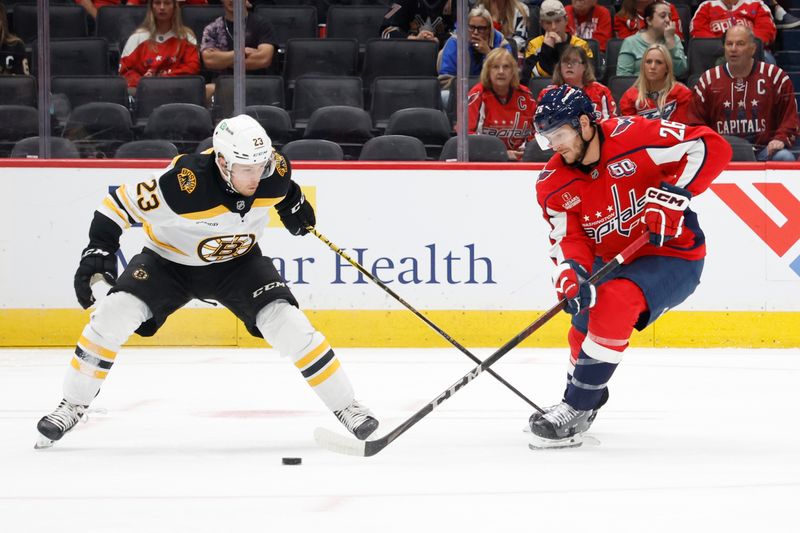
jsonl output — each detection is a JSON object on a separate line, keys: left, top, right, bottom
{"left": 276, "top": 182, "right": 315, "bottom": 236}
{"left": 74, "top": 247, "right": 118, "bottom": 309}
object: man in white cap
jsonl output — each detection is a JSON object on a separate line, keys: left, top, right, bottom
{"left": 35, "top": 115, "right": 380, "bottom": 449}
{"left": 521, "top": 0, "right": 594, "bottom": 81}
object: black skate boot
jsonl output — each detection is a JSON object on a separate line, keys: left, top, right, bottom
{"left": 528, "top": 401, "right": 594, "bottom": 449}
{"left": 528, "top": 387, "right": 609, "bottom": 432}
{"left": 35, "top": 399, "right": 87, "bottom": 449}
{"left": 334, "top": 399, "right": 379, "bottom": 440}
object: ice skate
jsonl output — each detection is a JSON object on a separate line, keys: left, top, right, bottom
{"left": 526, "top": 387, "right": 608, "bottom": 433}
{"left": 35, "top": 399, "right": 87, "bottom": 449}
{"left": 334, "top": 399, "right": 378, "bottom": 440}
{"left": 528, "top": 401, "right": 594, "bottom": 450}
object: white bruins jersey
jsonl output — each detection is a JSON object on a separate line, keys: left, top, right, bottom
{"left": 98, "top": 150, "right": 292, "bottom": 266}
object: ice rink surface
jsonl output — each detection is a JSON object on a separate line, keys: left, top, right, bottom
{"left": 2, "top": 346, "right": 799, "bottom": 533}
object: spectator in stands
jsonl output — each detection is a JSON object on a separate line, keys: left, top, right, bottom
{"left": 619, "top": 43, "right": 692, "bottom": 122}
{"left": 689, "top": 25, "right": 798, "bottom": 161}
{"left": 468, "top": 48, "right": 537, "bottom": 160}
{"left": 200, "top": 0, "right": 277, "bottom": 100}
{"left": 614, "top": 0, "right": 684, "bottom": 41}
{"left": 438, "top": 6, "right": 512, "bottom": 88}
{"left": 0, "top": 4, "right": 28, "bottom": 75}
{"left": 475, "top": 0, "right": 529, "bottom": 54}
{"left": 690, "top": 0, "right": 776, "bottom": 64}
{"left": 522, "top": 0, "right": 593, "bottom": 81}
{"left": 616, "top": 1, "right": 687, "bottom": 78}
{"left": 538, "top": 45, "right": 617, "bottom": 121}
{"left": 76, "top": 0, "right": 207, "bottom": 20}
{"left": 566, "top": 0, "right": 612, "bottom": 52}
{"left": 119, "top": 0, "right": 200, "bottom": 91}
{"left": 767, "top": 0, "right": 800, "bottom": 29}
{"left": 380, "top": 0, "right": 455, "bottom": 49}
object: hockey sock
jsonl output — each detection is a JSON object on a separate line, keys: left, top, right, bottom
{"left": 256, "top": 300, "right": 354, "bottom": 411}
{"left": 64, "top": 292, "right": 151, "bottom": 405}
{"left": 564, "top": 279, "right": 646, "bottom": 411}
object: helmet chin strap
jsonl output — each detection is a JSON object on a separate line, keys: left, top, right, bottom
{"left": 568, "top": 121, "right": 598, "bottom": 170}
{"left": 215, "top": 156, "right": 242, "bottom": 196}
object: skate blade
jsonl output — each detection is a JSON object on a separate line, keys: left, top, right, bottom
{"left": 34, "top": 434, "right": 55, "bottom": 449}
{"left": 528, "top": 433, "right": 584, "bottom": 450}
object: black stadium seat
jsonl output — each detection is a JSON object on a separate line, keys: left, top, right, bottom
{"left": 213, "top": 75, "right": 285, "bottom": 121}
{"left": 181, "top": 4, "right": 224, "bottom": 43}
{"left": 326, "top": 5, "right": 386, "bottom": 50}
{"left": 291, "top": 75, "right": 363, "bottom": 130}
{"left": 115, "top": 140, "right": 179, "bottom": 159}
{"left": 12, "top": 137, "right": 81, "bottom": 159}
{"left": 34, "top": 38, "right": 110, "bottom": 76}
{"left": 134, "top": 75, "right": 206, "bottom": 126}
{"left": 0, "top": 105, "right": 41, "bottom": 157}
{"left": 63, "top": 102, "right": 134, "bottom": 158}
{"left": 369, "top": 76, "right": 441, "bottom": 131}
{"left": 283, "top": 38, "right": 359, "bottom": 91}
{"left": 361, "top": 39, "right": 439, "bottom": 93}
{"left": 253, "top": 5, "right": 318, "bottom": 51}
{"left": 440, "top": 135, "right": 509, "bottom": 162}
{"left": 12, "top": 4, "right": 87, "bottom": 43}
{"left": 245, "top": 105, "right": 293, "bottom": 147}
{"left": 0, "top": 75, "right": 37, "bottom": 108}
{"left": 51, "top": 76, "right": 129, "bottom": 110}
{"left": 282, "top": 139, "right": 344, "bottom": 161}
{"left": 95, "top": 5, "right": 148, "bottom": 55}
{"left": 143, "top": 103, "right": 214, "bottom": 154}
{"left": 303, "top": 105, "right": 373, "bottom": 159}
{"left": 359, "top": 135, "right": 428, "bottom": 161}
{"left": 384, "top": 107, "right": 452, "bottom": 160}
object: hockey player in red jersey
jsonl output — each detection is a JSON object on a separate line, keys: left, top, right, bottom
{"left": 528, "top": 85, "right": 731, "bottom": 449}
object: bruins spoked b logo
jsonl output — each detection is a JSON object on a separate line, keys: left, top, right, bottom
{"left": 132, "top": 268, "right": 149, "bottom": 281}
{"left": 198, "top": 234, "right": 256, "bottom": 263}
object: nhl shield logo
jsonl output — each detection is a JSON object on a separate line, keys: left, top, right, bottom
{"left": 132, "top": 268, "right": 149, "bottom": 281}
{"left": 177, "top": 168, "right": 197, "bottom": 194}
{"left": 236, "top": 200, "right": 245, "bottom": 211}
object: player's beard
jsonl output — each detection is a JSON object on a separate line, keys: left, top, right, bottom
{"left": 564, "top": 125, "right": 597, "bottom": 167}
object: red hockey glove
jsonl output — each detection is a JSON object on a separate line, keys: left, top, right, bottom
{"left": 642, "top": 182, "right": 691, "bottom": 247}
{"left": 552, "top": 261, "right": 596, "bottom": 315}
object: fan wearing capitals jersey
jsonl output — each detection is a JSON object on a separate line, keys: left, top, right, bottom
{"left": 619, "top": 43, "right": 693, "bottom": 122}
{"left": 690, "top": 0, "right": 776, "bottom": 62}
{"left": 689, "top": 25, "right": 799, "bottom": 161}
{"left": 468, "top": 48, "right": 537, "bottom": 160}
{"left": 527, "top": 85, "right": 731, "bottom": 449}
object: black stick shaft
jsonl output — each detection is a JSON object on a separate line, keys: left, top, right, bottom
{"left": 362, "top": 232, "right": 650, "bottom": 456}
{"left": 309, "top": 227, "right": 543, "bottom": 412}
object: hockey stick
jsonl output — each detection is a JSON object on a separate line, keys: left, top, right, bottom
{"left": 308, "top": 226, "right": 542, "bottom": 411}
{"left": 314, "top": 232, "right": 650, "bottom": 457}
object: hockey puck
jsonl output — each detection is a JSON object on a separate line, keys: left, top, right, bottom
{"left": 282, "top": 457, "right": 302, "bottom": 465}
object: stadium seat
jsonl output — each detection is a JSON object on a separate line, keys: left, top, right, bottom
{"left": 607, "top": 75, "right": 638, "bottom": 108}
{"left": 0, "top": 75, "right": 37, "bottom": 108}
{"left": 384, "top": 108, "right": 452, "bottom": 160}
{"left": 361, "top": 39, "right": 439, "bottom": 94}
{"left": 51, "top": 76, "right": 129, "bottom": 111}
{"left": 722, "top": 135, "right": 756, "bottom": 162}
{"left": 11, "top": 137, "right": 81, "bottom": 159}
{"left": 291, "top": 75, "right": 363, "bottom": 130}
{"left": 283, "top": 38, "right": 359, "bottom": 91}
{"left": 586, "top": 38, "right": 602, "bottom": 80}
{"left": 528, "top": 77, "right": 554, "bottom": 101}
{"left": 359, "top": 135, "right": 428, "bottom": 161}
{"left": 12, "top": 4, "right": 87, "bottom": 42}
{"left": 253, "top": 5, "right": 318, "bottom": 51}
{"left": 180, "top": 4, "right": 224, "bottom": 43}
{"left": 196, "top": 136, "right": 213, "bottom": 154}
{"left": 326, "top": 5, "right": 386, "bottom": 52}
{"left": 369, "top": 76, "right": 442, "bottom": 131}
{"left": 114, "top": 139, "right": 179, "bottom": 159}
{"left": 95, "top": 5, "right": 148, "bottom": 56}
{"left": 63, "top": 102, "right": 134, "bottom": 158}
{"left": 522, "top": 140, "right": 552, "bottom": 162}
{"left": 245, "top": 105, "right": 293, "bottom": 147}
{"left": 440, "top": 135, "right": 510, "bottom": 162}
{"left": 213, "top": 75, "right": 285, "bottom": 121}
{"left": 34, "top": 38, "right": 110, "bottom": 76}
{"left": 134, "top": 75, "right": 206, "bottom": 126}
{"left": 444, "top": 75, "right": 481, "bottom": 124}
{"left": 302, "top": 105, "right": 373, "bottom": 159}
{"left": 604, "top": 38, "right": 623, "bottom": 82}
{"left": 0, "top": 105, "right": 42, "bottom": 157}
{"left": 143, "top": 103, "right": 214, "bottom": 154}
{"left": 282, "top": 139, "right": 344, "bottom": 161}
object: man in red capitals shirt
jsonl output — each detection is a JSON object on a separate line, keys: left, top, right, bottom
{"left": 689, "top": 25, "right": 798, "bottom": 160}
{"left": 690, "top": 0, "right": 777, "bottom": 62}
{"left": 527, "top": 85, "right": 730, "bottom": 449}
{"left": 566, "top": 0, "right": 613, "bottom": 52}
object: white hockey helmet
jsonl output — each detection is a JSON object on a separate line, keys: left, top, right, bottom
{"left": 213, "top": 114, "right": 275, "bottom": 177}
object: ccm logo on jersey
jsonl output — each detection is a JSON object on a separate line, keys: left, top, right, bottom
{"left": 252, "top": 281, "right": 287, "bottom": 298}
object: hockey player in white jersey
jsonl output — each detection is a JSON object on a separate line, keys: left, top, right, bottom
{"left": 35, "top": 115, "right": 379, "bottom": 448}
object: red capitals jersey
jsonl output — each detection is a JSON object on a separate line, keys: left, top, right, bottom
{"left": 468, "top": 84, "right": 537, "bottom": 150}
{"left": 690, "top": 0, "right": 776, "bottom": 46}
{"left": 689, "top": 62, "right": 799, "bottom": 147}
{"left": 539, "top": 82, "right": 618, "bottom": 122}
{"left": 119, "top": 30, "right": 200, "bottom": 88}
{"left": 619, "top": 83, "right": 693, "bottom": 123}
{"left": 535, "top": 116, "right": 731, "bottom": 271}
{"left": 566, "top": 5, "right": 613, "bottom": 52}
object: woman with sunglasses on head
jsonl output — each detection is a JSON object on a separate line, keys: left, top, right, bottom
{"left": 438, "top": 5, "right": 512, "bottom": 88}
{"left": 538, "top": 45, "right": 617, "bottom": 121}
{"left": 616, "top": 0, "right": 687, "bottom": 78}
{"left": 619, "top": 43, "right": 692, "bottom": 123}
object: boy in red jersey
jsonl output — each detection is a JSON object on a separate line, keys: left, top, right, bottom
{"left": 528, "top": 85, "right": 731, "bottom": 449}
{"left": 689, "top": 25, "right": 798, "bottom": 161}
